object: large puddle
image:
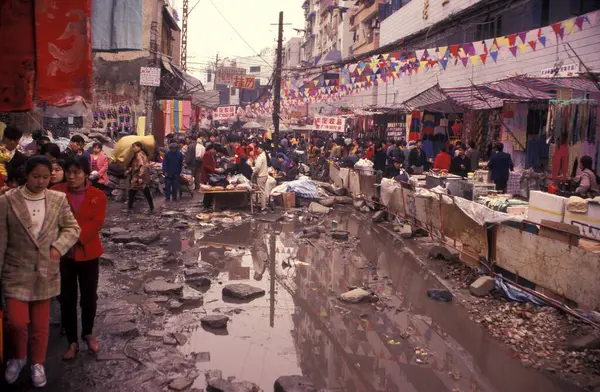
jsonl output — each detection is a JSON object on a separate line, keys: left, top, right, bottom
{"left": 116, "top": 209, "right": 583, "bottom": 392}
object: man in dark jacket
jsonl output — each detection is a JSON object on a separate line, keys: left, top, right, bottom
{"left": 3, "top": 126, "right": 28, "bottom": 177}
{"left": 487, "top": 142, "right": 514, "bottom": 192}
{"left": 372, "top": 142, "right": 387, "bottom": 172}
{"left": 408, "top": 140, "right": 427, "bottom": 173}
{"left": 162, "top": 143, "right": 183, "bottom": 201}
{"left": 450, "top": 144, "right": 472, "bottom": 177}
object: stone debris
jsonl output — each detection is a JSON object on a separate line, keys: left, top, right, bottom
{"left": 168, "top": 377, "right": 194, "bottom": 391}
{"left": 205, "top": 369, "right": 223, "bottom": 382}
{"left": 427, "top": 289, "right": 453, "bottom": 302}
{"left": 173, "top": 333, "right": 188, "bottom": 346}
{"left": 330, "top": 230, "right": 349, "bottom": 241}
{"left": 201, "top": 315, "right": 230, "bottom": 329}
{"left": 568, "top": 334, "right": 600, "bottom": 351}
{"left": 144, "top": 280, "right": 184, "bottom": 296}
{"left": 124, "top": 242, "right": 148, "bottom": 250}
{"left": 353, "top": 199, "right": 365, "bottom": 210}
{"left": 469, "top": 276, "right": 495, "bottom": 297}
{"left": 395, "top": 224, "right": 413, "bottom": 239}
{"left": 338, "top": 288, "right": 371, "bottom": 303}
{"left": 372, "top": 210, "right": 388, "bottom": 223}
{"left": 181, "top": 286, "right": 204, "bottom": 303}
{"left": 105, "top": 322, "right": 139, "bottom": 338}
{"left": 274, "top": 375, "right": 319, "bottom": 392}
{"left": 427, "top": 245, "right": 460, "bottom": 262}
{"left": 308, "top": 202, "right": 330, "bottom": 214}
{"left": 112, "top": 230, "right": 161, "bottom": 245}
{"left": 318, "top": 198, "right": 335, "bottom": 207}
{"left": 222, "top": 283, "right": 266, "bottom": 300}
{"left": 207, "top": 378, "right": 262, "bottom": 392}
{"left": 333, "top": 196, "right": 353, "bottom": 204}
{"left": 99, "top": 253, "right": 117, "bottom": 267}
{"left": 163, "top": 335, "right": 178, "bottom": 346}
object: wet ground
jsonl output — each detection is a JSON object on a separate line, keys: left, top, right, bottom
{"left": 1, "top": 198, "right": 590, "bottom": 392}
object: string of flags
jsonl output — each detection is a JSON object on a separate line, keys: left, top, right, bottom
{"left": 273, "top": 9, "right": 600, "bottom": 109}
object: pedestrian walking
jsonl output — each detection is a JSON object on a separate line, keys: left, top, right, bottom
{"left": 52, "top": 156, "right": 107, "bottom": 360}
{"left": 162, "top": 142, "right": 183, "bottom": 202}
{"left": 125, "top": 142, "right": 154, "bottom": 213}
{"left": 0, "top": 156, "right": 80, "bottom": 387}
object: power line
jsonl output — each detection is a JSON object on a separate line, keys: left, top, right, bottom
{"left": 208, "top": 0, "right": 274, "bottom": 70}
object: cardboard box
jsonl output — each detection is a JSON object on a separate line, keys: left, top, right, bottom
{"left": 564, "top": 201, "right": 600, "bottom": 240}
{"left": 526, "top": 191, "right": 566, "bottom": 224}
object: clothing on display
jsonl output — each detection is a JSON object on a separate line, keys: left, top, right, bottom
{"left": 408, "top": 110, "right": 421, "bottom": 141}
{"left": 547, "top": 99, "right": 598, "bottom": 145}
{"left": 92, "top": 0, "right": 143, "bottom": 52}
{"left": 552, "top": 144, "right": 569, "bottom": 180}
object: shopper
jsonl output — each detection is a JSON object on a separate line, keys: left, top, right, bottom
{"left": 51, "top": 156, "right": 107, "bottom": 360}
{"left": 89, "top": 142, "right": 109, "bottom": 190}
{"left": 1, "top": 156, "right": 80, "bottom": 387}
{"left": 409, "top": 140, "right": 427, "bottom": 174}
{"left": 61, "top": 135, "right": 89, "bottom": 161}
{"left": 433, "top": 145, "right": 451, "bottom": 171}
{"left": 450, "top": 144, "right": 471, "bottom": 177}
{"left": 50, "top": 159, "right": 66, "bottom": 187}
{"left": 466, "top": 140, "right": 481, "bottom": 172}
{"left": 162, "top": 142, "right": 183, "bottom": 202}
{"left": 126, "top": 141, "right": 154, "bottom": 213}
{"left": 253, "top": 143, "right": 270, "bottom": 212}
{"left": 574, "top": 155, "right": 599, "bottom": 198}
{"left": 487, "top": 142, "right": 514, "bottom": 193}
{"left": 3, "top": 126, "right": 28, "bottom": 177}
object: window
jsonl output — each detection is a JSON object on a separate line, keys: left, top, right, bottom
{"left": 230, "top": 88, "right": 236, "bottom": 96}
{"left": 475, "top": 17, "right": 502, "bottom": 41}
{"left": 570, "top": 0, "right": 600, "bottom": 15}
{"left": 249, "top": 66, "right": 261, "bottom": 73}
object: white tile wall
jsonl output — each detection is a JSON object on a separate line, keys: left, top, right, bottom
{"left": 380, "top": 0, "right": 484, "bottom": 45}
{"left": 377, "top": 3, "right": 600, "bottom": 107}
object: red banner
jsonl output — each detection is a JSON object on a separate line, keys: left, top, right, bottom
{"left": 0, "top": 0, "right": 35, "bottom": 111}
{"left": 35, "top": 0, "right": 93, "bottom": 107}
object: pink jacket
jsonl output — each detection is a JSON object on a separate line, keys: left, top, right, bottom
{"left": 90, "top": 153, "right": 109, "bottom": 185}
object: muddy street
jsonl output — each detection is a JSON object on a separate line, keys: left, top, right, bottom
{"left": 2, "top": 199, "right": 594, "bottom": 392}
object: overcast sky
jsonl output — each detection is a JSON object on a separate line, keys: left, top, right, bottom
{"left": 172, "top": 0, "right": 305, "bottom": 78}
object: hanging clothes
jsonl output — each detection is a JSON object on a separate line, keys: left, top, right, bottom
{"left": 408, "top": 110, "right": 421, "bottom": 141}
{"left": 552, "top": 144, "right": 569, "bottom": 181}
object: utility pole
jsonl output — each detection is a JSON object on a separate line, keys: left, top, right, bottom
{"left": 213, "top": 52, "right": 219, "bottom": 90}
{"left": 181, "top": 0, "right": 188, "bottom": 71}
{"left": 272, "top": 11, "right": 284, "bottom": 146}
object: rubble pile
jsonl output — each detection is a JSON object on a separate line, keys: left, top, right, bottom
{"left": 470, "top": 300, "right": 600, "bottom": 386}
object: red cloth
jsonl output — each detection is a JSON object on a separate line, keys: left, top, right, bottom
{"left": 52, "top": 183, "right": 107, "bottom": 261}
{"left": 433, "top": 152, "right": 451, "bottom": 171}
{"left": 35, "top": 0, "right": 93, "bottom": 106}
{"left": 0, "top": 0, "right": 35, "bottom": 111}
{"left": 6, "top": 298, "right": 51, "bottom": 364}
{"left": 366, "top": 146, "right": 375, "bottom": 160}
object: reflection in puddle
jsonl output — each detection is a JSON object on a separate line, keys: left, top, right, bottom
{"left": 162, "top": 213, "right": 579, "bottom": 392}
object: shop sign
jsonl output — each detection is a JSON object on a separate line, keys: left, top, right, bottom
{"left": 314, "top": 115, "right": 345, "bottom": 132}
{"left": 214, "top": 106, "right": 237, "bottom": 120}
{"left": 216, "top": 67, "right": 246, "bottom": 85}
{"left": 139, "top": 67, "right": 161, "bottom": 87}
{"left": 233, "top": 75, "right": 256, "bottom": 90}
{"left": 540, "top": 63, "right": 580, "bottom": 78}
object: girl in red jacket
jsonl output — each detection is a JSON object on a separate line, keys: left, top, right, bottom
{"left": 52, "top": 156, "right": 107, "bottom": 360}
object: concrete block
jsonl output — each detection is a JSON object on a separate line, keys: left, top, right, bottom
{"left": 469, "top": 276, "right": 495, "bottom": 297}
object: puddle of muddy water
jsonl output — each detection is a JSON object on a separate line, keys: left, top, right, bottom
{"left": 122, "top": 210, "right": 583, "bottom": 392}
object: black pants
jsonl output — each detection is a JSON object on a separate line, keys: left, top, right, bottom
{"left": 495, "top": 178, "right": 508, "bottom": 193}
{"left": 128, "top": 187, "right": 154, "bottom": 210}
{"left": 60, "top": 258, "right": 99, "bottom": 344}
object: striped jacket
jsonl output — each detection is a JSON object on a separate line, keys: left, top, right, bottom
{"left": 0, "top": 188, "right": 81, "bottom": 301}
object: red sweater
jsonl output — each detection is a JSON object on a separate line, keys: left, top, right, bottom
{"left": 52, "top": 183, "right": 107, "bottom": 261}
{"left": 433, "top": 152, "right": 451, "bottom": 171}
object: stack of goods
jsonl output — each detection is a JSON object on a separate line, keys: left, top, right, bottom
{"left": 477, "top": 196, "right": 528, "bottom": 213}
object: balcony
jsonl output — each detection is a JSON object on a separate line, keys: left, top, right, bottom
{"left": 351, "top": 31, "right": 379, "bottom": 55}
{"left": 350, "top": 0, "right": 383, "bottom": 30}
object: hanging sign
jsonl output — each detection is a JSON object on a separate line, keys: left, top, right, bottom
{"left": 540, "top": 63, "right": 580, "bottom": 77}
{"left": 314, "top": 115, "right": 345, "bottom": 132}
{"left": 234, "top": 75, "right": 256, "bottom": 90}
{"left": 216, "top": 67, "right": 246, "bottom": 85}
{"left": 214, "top": 106, "right": 237, "bottom": 120}
{"left": 140, "top": 67, "right": 161, "bottom": 87}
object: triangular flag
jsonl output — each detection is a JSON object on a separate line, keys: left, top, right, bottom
{"left": 449, "top": 44, "right": 459, "bottom": 57}
{"left": 483, "top": 39, "right": 494, "bottom": 51}
{"left": 551, "top": 22, "right": 562, "bottom": 35}
{"left": 461, "top": 57, "right": 469, "bottom": 67}
{"left": 415, "top": 49, "right": 425, "bottom": 61}
{"left": 507, "top": 33, "right": 517, "bottom": 46}
{"left": 479, "top": 53, "right": 487, "bottom": 64}
{"left": 490, "top": 51, "right": 498, "bottom": 63}
{"left": 438, "top": 46, "right": 448, "bottom": 58}
{"left": 539, "top": 35, "right": 547, "bottom": 47}
{"left": 439, "top": 58, "right": 449, "bottom": 70}
{"left": 575, "top": 16, "right": 585, "bottom": 30}
{"left": 518, "top": 43, "right": 528, "bottom": 54}
{"left": 564, "top": 18, "right": 575, "bottom": 35}
{"left": 469, "top": 55, "right": 479, "bottom": 66}
{"left": 517, "top": 31, "right": 527, "bottom": 44}
{"left": 509, "top": 46, "right": 518, "bottom": 57}
{"left": 528, "top": 40, "right": 537, "bottom": 51}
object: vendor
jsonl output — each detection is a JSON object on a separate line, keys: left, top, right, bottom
{"left": 277, "top": 153, "right": 290, "bottom": 178}
{"left": 234, "top": 155, "right": 253, "bottom": 181}
{"left": 433, "top": 145, "right": 451, "bottom": 171}
{"left": 574, "top": 155, "right": 599, "bottom": 198}
{"left": 408, "top": 140, "right": 427, "bottom": 174}
{"left": 450, "top": 144, "right": 471, "bottom": 177}
{"left": 384, "top": 158, "right": 402, "bottom": 178}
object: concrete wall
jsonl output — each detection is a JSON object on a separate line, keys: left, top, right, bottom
{"left": 377, "top": 1, "right": 600, "bottom": 107}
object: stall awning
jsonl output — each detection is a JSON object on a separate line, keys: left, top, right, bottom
{"left": 481, "top": 78, "right": 555, "bottom": 100}
{"left": 514, "top": 75, "right": 600, "bottom": 93}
